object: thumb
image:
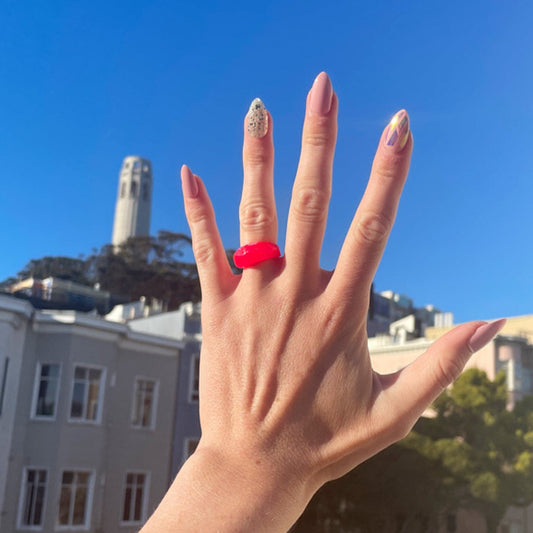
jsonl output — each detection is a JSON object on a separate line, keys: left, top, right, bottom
{"left": 376, "top": 318, "right": 506, "bottom": 435}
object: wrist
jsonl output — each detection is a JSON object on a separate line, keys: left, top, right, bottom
{"left": 142, "top": 441, "right": 315, "bottom": 533}
{"left": 187, "top": 443, "right": 313, "bottom": 532}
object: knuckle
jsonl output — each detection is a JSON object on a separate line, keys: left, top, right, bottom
{"left": 394, "top": 419, "right": 414, "bottom": 442}
{"left": 239, "top": 200, "right": 275, "bottom": 231}
{"left": 187, "top": 202, "right": 210, "bottom": 226}
{"left": 356, "top": 211, "right": 392, "bottom": 245}
{"left": 303, "top": 129, "right": 331, "bottom": 149}
{"left": 291, "top": 187, "right": 329, "bottom": 223}
{"left": 373, "top": 163, "right": 399, "bottom": 183}
{"left": 192, "top": 237, "right": 215, "bottom": 265}
{"left": 434, "top": 355, "right": 464, "bottom": 392}
{"left": 245, "top": 147, "right": 270, "bottom": 167}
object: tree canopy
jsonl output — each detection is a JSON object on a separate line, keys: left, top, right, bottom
{"left": 292, "top": 369, "right": 533, "bottom": 533}
{"left": 1, "top": 231, "right": 218, "bottom": 312}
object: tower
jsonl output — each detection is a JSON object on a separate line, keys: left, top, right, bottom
{"left": 111, "top": 156, "right": 152, "bottom": 247}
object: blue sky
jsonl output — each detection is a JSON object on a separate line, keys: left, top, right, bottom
{"left": 1, "top": 1, "right": 532, "bottom": 323}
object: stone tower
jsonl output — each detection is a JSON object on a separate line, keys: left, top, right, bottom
{"left": 112, "top": 156, "right": 152, "bottom": 246}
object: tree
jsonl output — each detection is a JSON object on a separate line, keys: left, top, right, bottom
{"left": 410, "top": 369, "right": 533, "bottom": 533}
{"left": 292, "top": 443, "right": 452, "bottom": 533}
{"left": 293, "top": 369, "right": 533, "bottom": 533}
{"left": 2, "top": 231, "right": 207, "bottom": 312}
{"left": 89, "top": 234, "right": 202, "bottom": 310}
{"left": 6, "top": 255, "right": 92, "bottom": 286}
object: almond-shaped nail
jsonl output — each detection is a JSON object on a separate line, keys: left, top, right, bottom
{"left": 385, "top": 110, "right": 410, "bottom": 152}
{"left": 309, "top": 72, "right": 333, "bottom": 115}
{"left": 181, "top": 165, "right": 198, "bottom": 199}
{"left": 468, "top": 318, "right": 507, "bottom": 353}
{"left": 247, "top": 98, "right": 268, "bottom": 138}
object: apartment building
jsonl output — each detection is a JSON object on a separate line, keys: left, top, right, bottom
{"left": 0, "top": 295, "right": 181, "bottom": 532}
{"left": 128, "top": 302, "right": 202, "bottom": 476}
{"left": 368, "top": 314, "right": 533, "bottom": 533}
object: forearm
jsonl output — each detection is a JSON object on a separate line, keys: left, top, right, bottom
{"left": 140, "top": 446, "right": 312, "bottom": 533}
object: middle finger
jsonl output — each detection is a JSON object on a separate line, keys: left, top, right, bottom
{"left": 285, "top": 72, "right": 338, "bottom": 277}
{"left": 239, "top": 98, "right": 277, "bottom": 246}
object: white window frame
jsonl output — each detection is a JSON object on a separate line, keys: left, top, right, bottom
{"left": 56, "top": 469, "right": 94, "bottom": 530}
{"left": 188, "top": 354, "right": 200, "bottom": 403}
{"left": 67, "top": 364, "right": 106, "bottom": 425}
{"left": 30, "top": 362, "right": 61, "bottom": 421}
{"left": 17, "top": 466, "right": 49, "bottom": 530}
{"left": 119, "top": 471, "right": 150, "bottom": 526}
{"left": 130, "top": 376, "right": 159, "bottom": 430}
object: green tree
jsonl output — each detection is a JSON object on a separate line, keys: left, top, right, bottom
{"left": 2, "top": 231, "right": 206, "bottom": 311}
{"left": 292, "top": 443, "right": 453, "bottom": 532}
{"left": 90, "top": 233, "right": 201, "bottom": 310}
{"left": 410, "top": 369, "right": 533, "bottom": 533}
{"left": 293, "top": 369, "right": 533, "bottom": 533}
{"left": 6, "top": 255, "right": 92, "bottom": 286}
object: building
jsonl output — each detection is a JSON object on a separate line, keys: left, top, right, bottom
{"left": 368, "top": 314, "right": 533, "bottom": 533}
{"left": 367, "top": 288, "right": 448, "bottom": 338}
{"left": 0, "top": 294, "right": 181, "bottom": 532}
{"left": 111, "top": 156, "right": 153, "bottom": 247}
{"left": 127, "top": 302, "right": 202, "bottom": 476}
{"left": 8, "top": 277, "right": 121, "bottom": 315}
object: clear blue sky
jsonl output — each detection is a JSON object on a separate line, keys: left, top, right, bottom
{"left": 1, "top": 1, "right": 532, "bottom": 323}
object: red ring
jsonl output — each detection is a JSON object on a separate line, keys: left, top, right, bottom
{"left": 233, "top": 242, "right": 281, "bottom": 269}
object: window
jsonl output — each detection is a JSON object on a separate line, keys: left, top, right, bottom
{"left": 19, "top": 468, "right": 47, "bottom": 528}
{"left": 184, "top": 316, "right": 201, "bottom": 335}
{"left": 122, "top": 473, "right": 147, "bottom": 524}
{"left": 189, "top": 355, "right": 200, "bottom": 402}
{"left": 70, "top": 366, "right": 104, "bottom": 422}
{"left": 446, "top": 513, "right": 457, "bottom": 532}
{"left": 132, "top": 378, "right": 157, "bottom": 428}
{"left": 57, "top": 471, "right": 92, "bottom": 527}
{"left": 0, "top": 357, "right": 8, "bottom": 415}
{"left": 130, "top": 181, "right": 138, "bottom": 197}
{"left": 120, "top": 181, "right": 127, "bottom": 198}
{"left": 142, "top": 182, "right": 150, "bottom": 201}
{"left": 32, "top": 363, "right": 60, "bottom": 419}
{"left": 133, "top": 161, "right": 140, "bottom": 169}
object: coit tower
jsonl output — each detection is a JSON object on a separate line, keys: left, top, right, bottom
{"left": 111, "top": 156, "right": 152, "bottom": 246}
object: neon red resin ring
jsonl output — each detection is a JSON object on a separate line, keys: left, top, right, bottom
{"left": 233, "top": 241, "right": 281, "bottom": 269}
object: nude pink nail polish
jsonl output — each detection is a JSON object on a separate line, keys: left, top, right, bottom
{"left": 468, "top": 319, "right": 507, "bottom": 352}
{"left": 181, "top": 165, "right": 198, "bottom": 199}
{"left": 309, "top": 72, "right": 333, "bottom": 115}
{"left": 385, "top": 110, "right": 410, "bottom": 152}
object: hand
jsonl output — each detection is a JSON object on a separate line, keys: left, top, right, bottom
{"left": 142, "top": 72, "right": 505, "bottom": 533}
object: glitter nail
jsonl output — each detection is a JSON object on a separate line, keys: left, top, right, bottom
{"left": 247, "top": 98, "right": 268, "bottom": 138}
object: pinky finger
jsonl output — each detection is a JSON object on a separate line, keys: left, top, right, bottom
{"left": 181, "top": 165, "right": 235, "bottom": 301}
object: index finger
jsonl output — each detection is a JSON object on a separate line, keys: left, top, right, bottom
{"left": 328, "top": 110, "right": 413, "bottom": 301}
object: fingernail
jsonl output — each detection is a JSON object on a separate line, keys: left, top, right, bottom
{"left": 468, "top": 318, "right": 507, "bottom": 352}
{"left": 181, "top": 165, "right": 199, "bottom": 199}
{"left": 385, "top": 110, "right": 410, "bottom": 152}
{"left": 247, "top": 98, "right": 268, "bottom": 138}
{"left": 309, "top": 72, "right": 333, "bottom": 115}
